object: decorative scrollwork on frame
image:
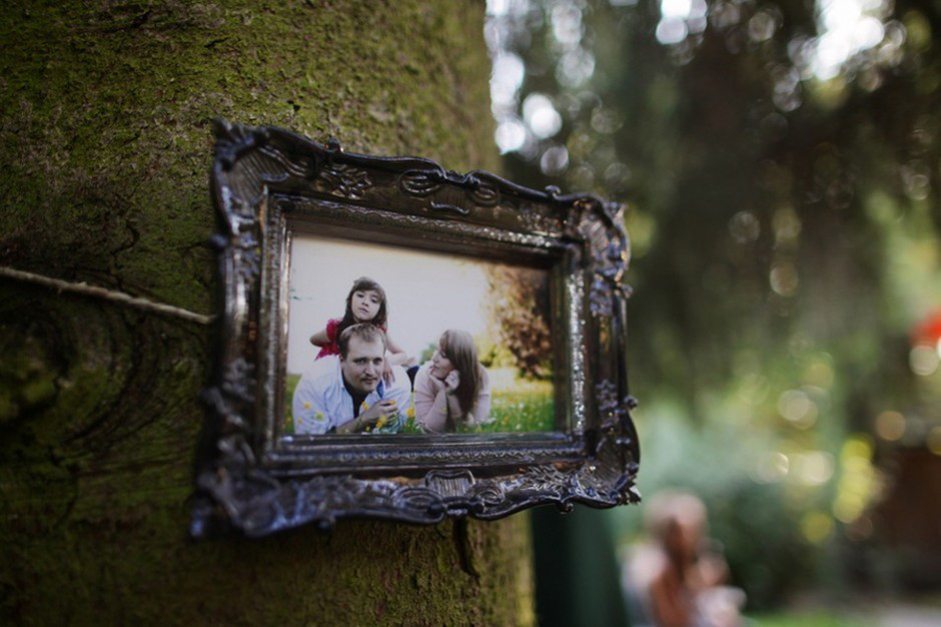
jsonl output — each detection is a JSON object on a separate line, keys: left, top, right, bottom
{"left": 213, "top": 120, "right": 268, "bottom": 172}
{"left": 318, "top": 162, "right": 372, "bottom": 199}
{"left": 197, "top": 455, "right": 639, "bottom": 537}
{"left": 467, "top": 178, "right": 499, "bottom": 208}
{"left": 221, "top": 358, "right": 256, "bottom": 404}
{"left": 430, "top": 201, "right": 470, "bottom": 216}
{"left": 193, "top": 121, "right": 641, "bottom": 538}
{"left": 568, "top": 197, "right": 632, "bottom": 318}
{"left": 258, "top": 145, "right": 319, "bottom": 180}
{"left": 594, "top": 380, "right": 639, "bottom": 456}
{"left": 399, "top": 168, "right": 442, "bottom": 197}
{"left": 399, "top": 168, "right": 501, "bottom": 211}
{"left": 234, "top": 230, "right": 261, "bottom": 281}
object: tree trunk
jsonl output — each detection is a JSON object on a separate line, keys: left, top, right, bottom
{"left": 0, "top": 2, "right": 535, "bottom": 624}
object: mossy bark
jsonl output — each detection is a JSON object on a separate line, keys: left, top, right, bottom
{"left": 0, "top": 2, "right": 534, "bottom": 624}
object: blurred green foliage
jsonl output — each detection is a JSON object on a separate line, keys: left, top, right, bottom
{"left": 488, "top": 0, "right": 941, "bottom": 611}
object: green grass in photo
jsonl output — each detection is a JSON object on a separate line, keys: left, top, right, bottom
{"left": 745, "top": 610, "right": 875, "bottom": 627}
{"left": 283, "top": 373, "right": 300, "bottom": 435}
{"left": 282, "top": 371, "right": 555, "bottom": 435}
{"left": 472, "top": 378, "right": 555, "bottom": 433}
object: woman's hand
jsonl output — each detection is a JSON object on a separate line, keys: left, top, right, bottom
{"left": 382, "top": 362, "right": 395, "bottom": 385}
{"left": 427, "top": 373, "right": 447, "bottom": 393}
{"left": 444, "top": 370, "right": 460, "bottom": 393}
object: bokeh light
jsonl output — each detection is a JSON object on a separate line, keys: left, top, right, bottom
{"left": 522, "top": 93, "right": 563, "bottom": 139}
{"left": 874, "top": 410, "right": 906, "bottom": 441}
{"left": 910, "top": 344, "right": 939, "bottom": 376}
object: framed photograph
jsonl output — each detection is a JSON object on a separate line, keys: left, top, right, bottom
{"left": 191, "top": 120, "right": 640, "bottom": 537}
{"left": 285, "top": 236, "right": 558, "bottom": 436}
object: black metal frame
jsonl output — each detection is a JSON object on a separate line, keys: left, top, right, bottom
{"left": 190, "top": 120, "right": 640, "bottom": 537}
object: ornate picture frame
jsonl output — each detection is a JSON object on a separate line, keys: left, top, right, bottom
{"left": 190, "top": 120, "right": 640, "bottom": 537}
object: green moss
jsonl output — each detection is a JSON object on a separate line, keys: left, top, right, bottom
{"left": 0, "top": 1, "right": 530, "bottom": 624}
{"left": 1, "top": 0, "right": 496, "bottom": 311}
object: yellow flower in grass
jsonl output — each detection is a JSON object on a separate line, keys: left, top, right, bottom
{"left": 406, "top": 405, "right": 416, "bottom": 419}
{"left": 376, "top": 416, "right": 387, "bottom": 428}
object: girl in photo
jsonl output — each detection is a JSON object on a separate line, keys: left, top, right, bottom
{"left": 310, "top": 277, "right": 411, "bottom": 376}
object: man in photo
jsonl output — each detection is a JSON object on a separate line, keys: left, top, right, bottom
{"left": 292, "top": 323, "right": 411, "bottom": 434}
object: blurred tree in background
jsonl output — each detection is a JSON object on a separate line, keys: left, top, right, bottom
{"left": 486, "top": 265, "right": 554, "bottom": 378}
{"left": 487, "top": 0, "right": 941, "bottom": 612}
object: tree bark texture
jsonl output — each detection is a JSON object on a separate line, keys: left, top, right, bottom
{"left": 0, "top": 2, "right": 535, "bottom": 624}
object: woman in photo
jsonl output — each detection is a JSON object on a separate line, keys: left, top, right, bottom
{"left": 413, "top": 329, "right": 492, "bottom": 433}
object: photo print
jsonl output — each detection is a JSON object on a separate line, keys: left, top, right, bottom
{"left": 284, "top": 234, "right": 556, "bottom": 436}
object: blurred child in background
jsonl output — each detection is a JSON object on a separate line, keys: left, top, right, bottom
{"left": 623, "top": 491, "right": 745, "bottom": 627}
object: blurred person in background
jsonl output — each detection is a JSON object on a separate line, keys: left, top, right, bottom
{"left": 623, "top": 491, "right": 745, "bottom": 627}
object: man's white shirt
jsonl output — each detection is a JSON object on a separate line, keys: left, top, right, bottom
{"left": 292, "top": 356, "right": 411, "bottom": 435}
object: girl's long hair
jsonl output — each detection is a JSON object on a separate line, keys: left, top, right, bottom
{"left": 338, "top": 277, "right": 388, "bottom": 338}
{"left": 440, "top": 329, "right": 482, "bottom": 419}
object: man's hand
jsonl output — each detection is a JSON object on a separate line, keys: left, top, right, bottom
{"left": 340, "top": 398, "right": 399, "bottom": 433}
